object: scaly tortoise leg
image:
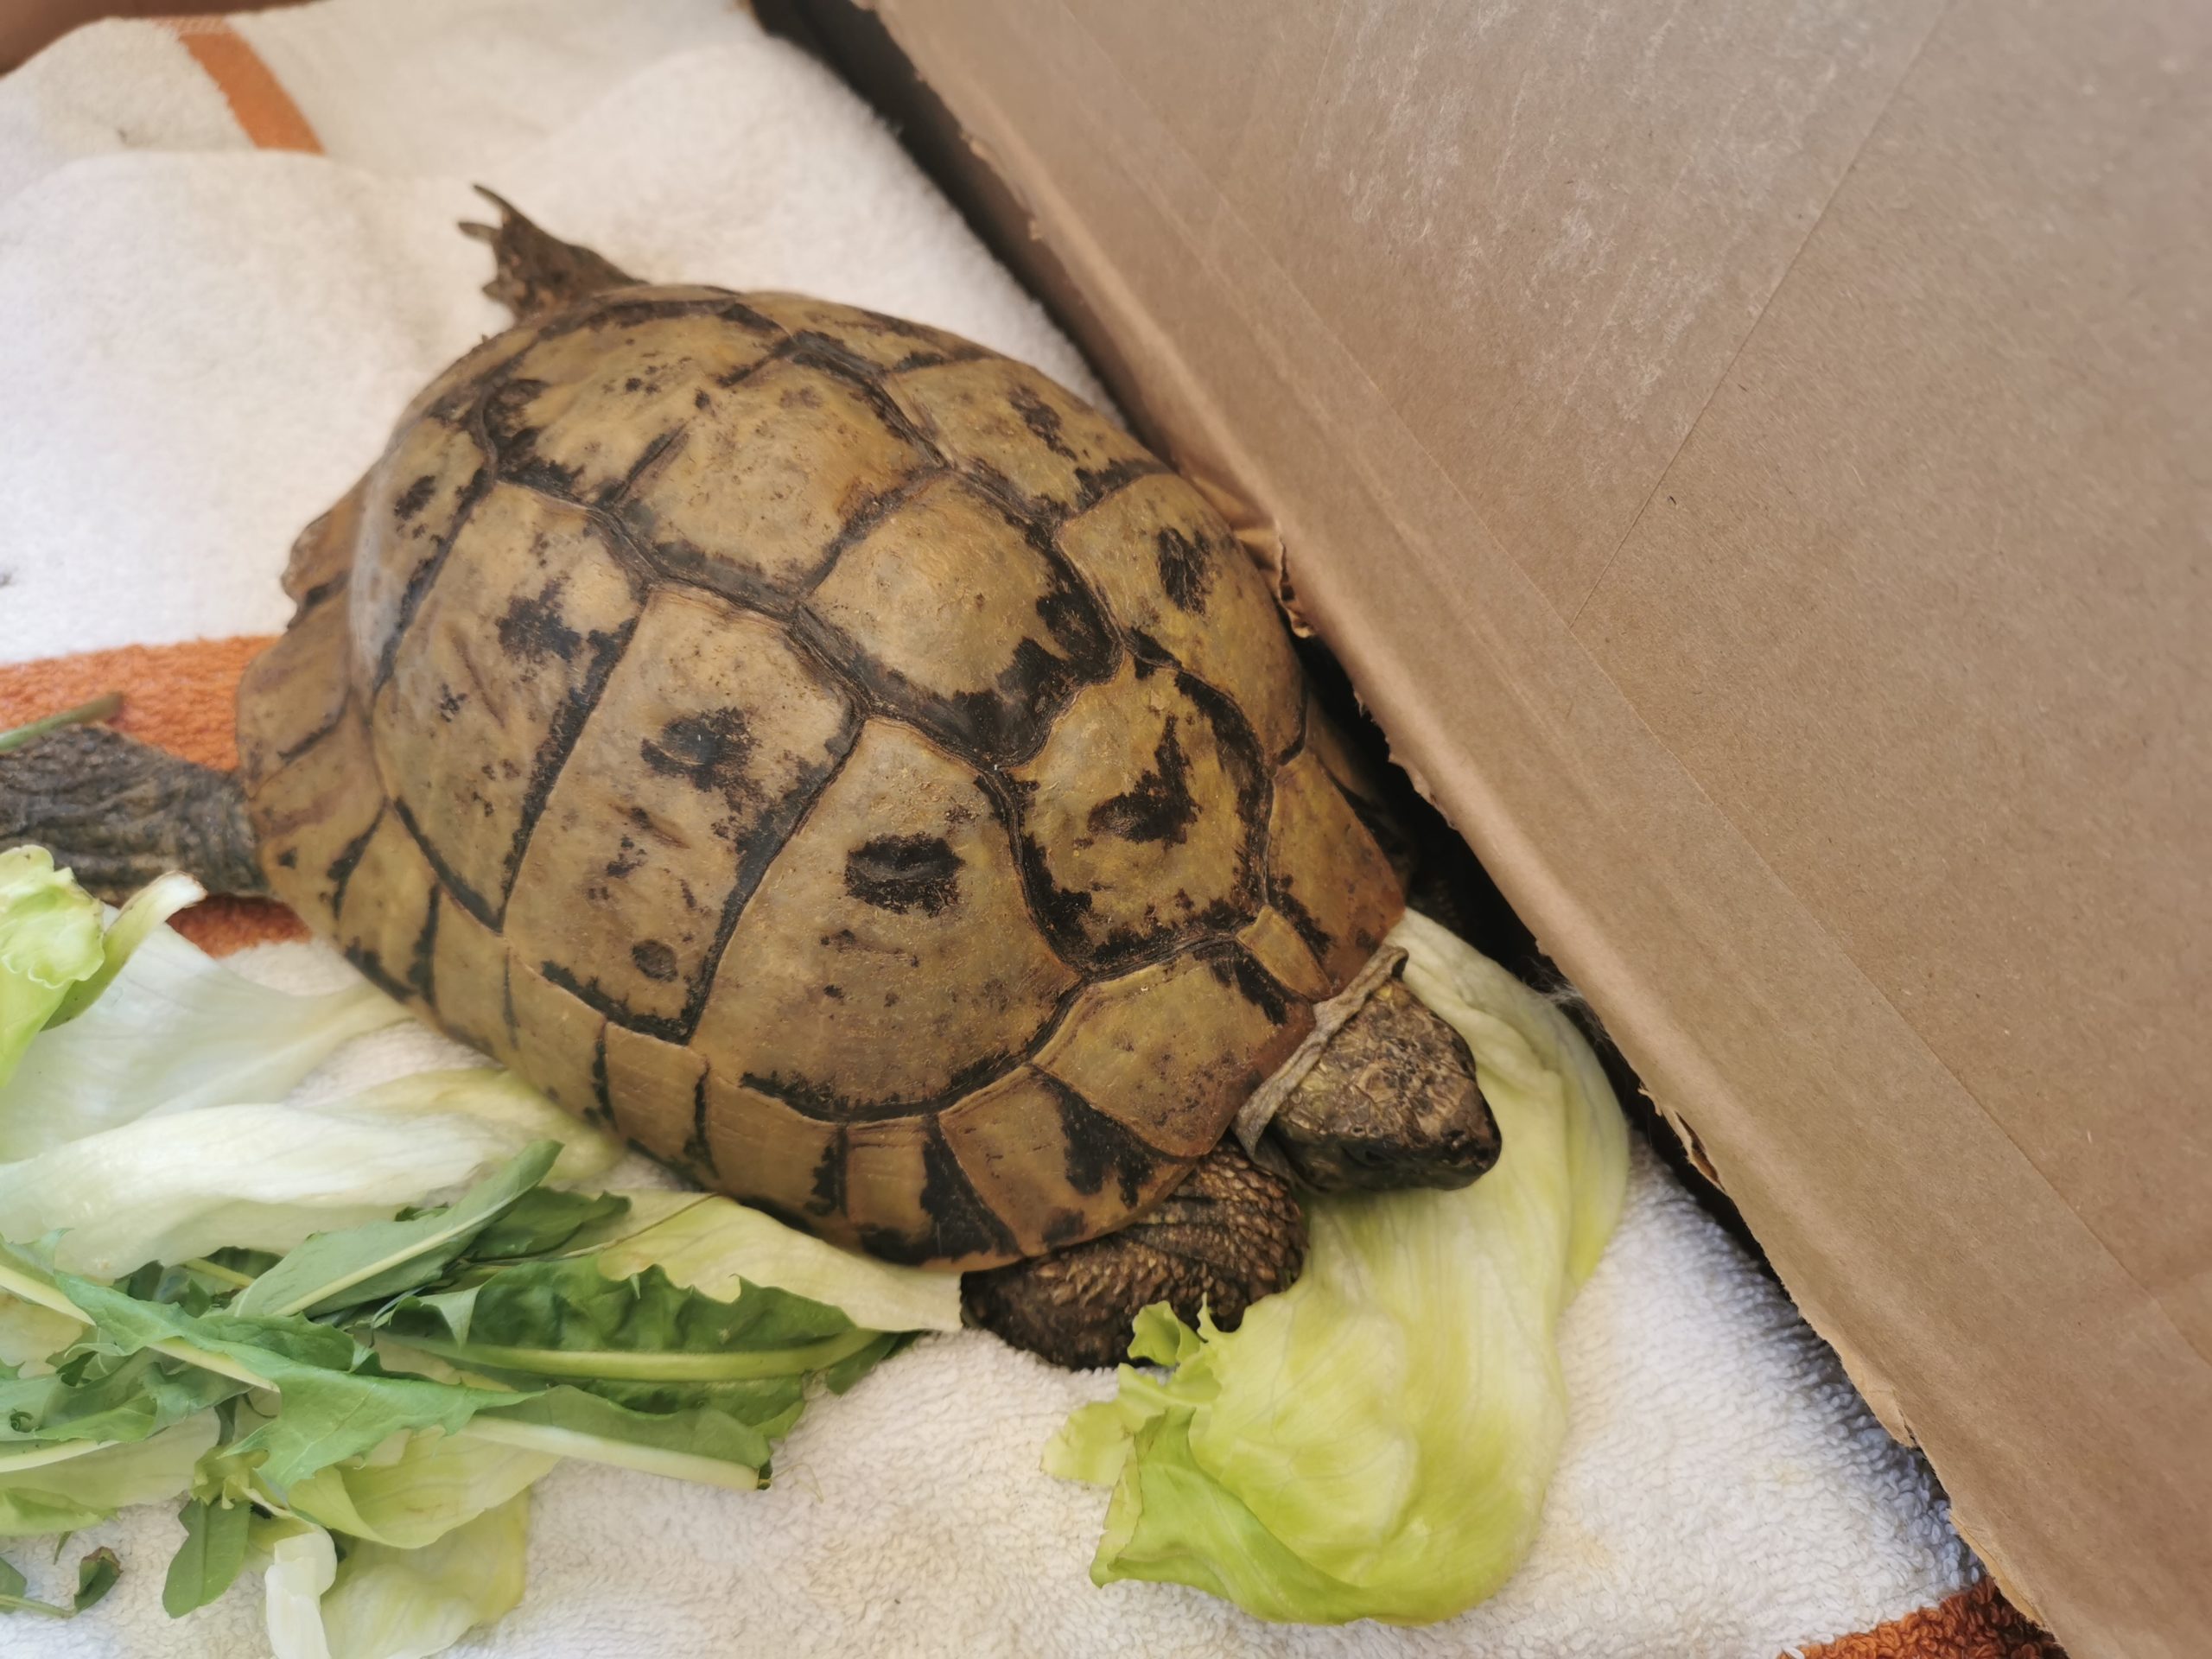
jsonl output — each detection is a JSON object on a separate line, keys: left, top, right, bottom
{"left": 0, "top": 720, "right": 264, "bottom": 904}
{"left": 460, "top": 188, "right": 639, "bottom": 321}
{"left": 962, "top": 1139, "right": 1306, "bottom": 1371}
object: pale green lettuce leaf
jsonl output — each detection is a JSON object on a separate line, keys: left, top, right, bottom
{"left": 0, "top": 906, "right": 403, "bottom": 1160}
{"left": 1045, "top": 911, "right": 1630, "bottom": 1624}
{"left": 0, "top": 1075, "right": 613, "bottom": 1278}
{"left": 0, "top": 1414, "right": 217, "bottom": 1535}
{"left": 576, "top": 1190, "right": 963, "bottom": 1333}
{"left": 317, "top": 1494, "right": 530, "bottom": 1659}
{"left": 284, "top": 1428, "right": 556, "bottom": 1550}
{"left": 264, "top": 1524, "right": 339, "bottom": 1659}
{"left": 48, "top": 871, "right": 206, "bottom": 1026}
{"left": 0, "top": 1293, "right": 80, "bottom": 1371}
{"left": 0, "top": 848, "right": 105, "bottom": 1091}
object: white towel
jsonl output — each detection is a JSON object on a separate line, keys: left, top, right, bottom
{"left": 0, "top": 4, "right": 1974, "bottom": 1654}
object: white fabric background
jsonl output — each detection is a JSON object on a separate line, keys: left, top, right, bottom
{"left": 0, "top": 4, "right": 1974, "bottom": 1654}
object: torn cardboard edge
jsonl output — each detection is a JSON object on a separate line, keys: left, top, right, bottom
{"left": 810, "top": 6, "right": 2212, "bottom": 1656}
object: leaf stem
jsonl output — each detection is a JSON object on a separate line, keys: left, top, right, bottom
{"left": 0, "top": 693, "right": 123, "bottom": 755}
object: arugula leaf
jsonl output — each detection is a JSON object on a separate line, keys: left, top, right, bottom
{"left": 0, "top": 1543, "right": 121, "bottom": 1618}
{"left": 232, "top": 1142, "right": 562, "bottom": 1320}
{"left": 466, "top": 1187, "right": 628, "bottom": 1262}
{"left": 56, "top": 1281, "right": 532, "bottom": 1487}
{"left": 162, "top": 1495, "right": 251, "bottom": 1616}
{"left": 0, "top": 1349, "right": 243, "bottom": 1445}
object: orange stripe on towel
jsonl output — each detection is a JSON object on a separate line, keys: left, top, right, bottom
{"left": 162, "top": 16, "right": 321, "bottom": 155}
{"left": 1794, "top": 1579, "right": 2068, "bottom": 1658}
{"left": 1, "top": 637, "right": 306, "bottom": 956}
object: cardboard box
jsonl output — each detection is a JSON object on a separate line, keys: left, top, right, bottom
{"left": 773, "top": 4, "right": 2212, "bottom": 1656}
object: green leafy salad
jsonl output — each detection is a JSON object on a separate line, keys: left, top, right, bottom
{"left": 0, "top": 843, "right": 1628, "bottom": 1649}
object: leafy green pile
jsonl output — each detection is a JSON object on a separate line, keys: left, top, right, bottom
{"left": 0, "top": 849, "right": 958, "bottom": 1655}
{"left": 1046, "top": 910, "right": 1630, "bottom": 1624}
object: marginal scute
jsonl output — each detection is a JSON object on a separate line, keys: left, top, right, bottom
{"left": 1008, "top": 655, "right": 1258, "bottom": 967}
{"left": 886, "top": 356, "right": 1154, "bottom": 514}
{"left": 499, "top": 312, "right": 779, "bottom": 501}
{"left": 235, "top": 598, "right": 352, "bottom": 792}
{"left": 245, "top": 708, "right": 381, "bottom": 930}
{"left": 601, "top": 1024, "right": 708, "bottom": 1173}
{"left": 620, "top": 353, "right": 929, "bottom": 605}
{"left": 280, "top": 482, "right": 365, "bottom": 608}
{"left": 349, "top": 414, "right": 492, "bottom": 682}
{"left": 746, "top": 292, "right": 974, "bottom": 372}
{"left": 1236, "top": 906, "right": 1334, "bottom": 1002}
{"left": 804, "top": 473, "right": 1116, "bottom": 760}
{"left": 1034, "top": 947, "right": 1313, "bottom": 1160}
{"left": 370, "top": 482, "right": 639, "bottom": 918}
{"left": 505, "top": 959, "right": 607, "bottom": 1126}
{"left": 426, "top": 894, "right": 516, "bottom": 1068}
{"left": 939, "top": 1065, "right": 1183, "bottom": 1258}
{"left": 501, "top": 588, "right": 855, "bottom": 1030}
{"left": 839, "top": 1116, "right": 1018, "bottom": 1268}
{"left": 698, "top": 1071, "right": 842, "bottom": 1228}
{"left": 1058, "top": 472, "right": 1304, "bottom": 760}
{"left": 332, "top": 813, "right": 439, "bottom": 1007}
{"left": 1266, "top": 749, "right": 1403, "bottom": 983}
{"left": 690, "top": 720, "right": 1077, "bottom": 1109}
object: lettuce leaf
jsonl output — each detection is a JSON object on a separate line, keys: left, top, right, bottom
{"left": 573, "top": 1190, "right": 963, "bottom": 1334}
{"left": 0, "top": 1414, "right": 217, "bottom": 1536}
{"left": 0, "top": 1543, "right": 122, "bottom": 1618}
{"left": 0, "top": 1076, "right": 613, "bottom": 1278}
{"left": 0, "top": 849, "right": 105, "bottom": 1092}
{"left": 0, "top": 894, "right": 400, "bottom": 1160}
{"left": 267, "top": 1497, "right": 531, "bottom": 1659}
{"left": 1045, "top": 911, "right": 1630, "bottom": 1624}
{"left": 283, "top": 1428, "right": 556, "bottom": 1551}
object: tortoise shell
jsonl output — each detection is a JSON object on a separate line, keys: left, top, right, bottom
{"left": 236, "top": 287, "right": 1403, "bottom": 1268}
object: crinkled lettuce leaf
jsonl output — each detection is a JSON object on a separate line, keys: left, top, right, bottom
{"left": 573, "top": 1190, "right": 963, "bottom": 1334}
{"left": 0, "top": 879, "right": 400, "bottom": 1160}
{"left": 0, "top": 1075, "right": 614, "bottom": 1278}
{"left": 0, "top": 1414, "right": 218, "bottom": 1536}
{"left": 285, "top": 1428, "right": 555, "bottom": 1552}
{"left": 1045, "top": 911, "right": 1630, "bottom": 1624}
{"left": 266, "top": 1497, "right": 530, "bottom": 1659}
{"left": 0, "top": 848, "right": 109, "bottom": 1092}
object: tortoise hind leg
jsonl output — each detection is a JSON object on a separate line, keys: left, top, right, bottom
{"left": 460, "top": 188, "right": 640, "bottom": 321}
{"left": 961, "top": 1141, "right": 1306, "bottom": 1370}
{"left": 0, "top": 724, "right": 264, "bottom": 904}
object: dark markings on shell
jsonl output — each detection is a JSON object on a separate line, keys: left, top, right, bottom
{"left": 389, "top": 795, "right": 499, "bottom": 931}
{"left": 855, "top": 1123, "right": 1019, "bottom": 1265}
{"left": 639, "top": 708, "right": 757, "bottom": 801}
{"left": 588, "top": 1030, "right": 616, "bottom": 1128}
{"left": 1045, "top": 1073, "right": 1166, "bottom": 1207}
{"left": 342, "top": 941, "right": 415, "bottom": 1006}
{"left": 492, "top": 611, "right": 639, "bottom": 919}
{"left": 1007, "top": 384, "right": 1077, "bottom": 461}
{"left": 393, "top": 474, "right": 437, "bottom": 521}
{"left": 630, "top": 939, "right": 679, "bottom": 982}
{"left": 275, "top": 690, "right": 353, "bottom": 769}
{"left": 842, "top": 834, "right": 963, "bottom": 915}
{"left": 1199, "top": 938, "right": 1294, "bottom": 1027}
{"left": 494, "top": 578, "right": 584, "bottom": 664}
{"left": 1270, "top": 873, "right": 1334, "bottom": 965}
{"left": 372, "top": 454, "right": 493, "bottom": 694}
{"left": 808, "top": 1128, "right": 847, "bottom": 1217}
{"left": 683, "top": 1068, "right": 717, "bottom": 1181}
{"left": 1154, "top": 525, "right": 1213, "bottom": 614}
{"left": 322, "top": 805, "right": 387, "bottom": 918}
{"left": 409, "top": 886, "right": 442, "bottom": 1006}
{"left": 1086, "top": 715, "right": 1197, "bottom": 847}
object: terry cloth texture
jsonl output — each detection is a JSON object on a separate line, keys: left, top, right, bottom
{"left": 0, "top": 3, "right": 2059, "bottom": 1656}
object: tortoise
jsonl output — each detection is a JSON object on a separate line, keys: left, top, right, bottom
{"left": 0, "top": 197, "right": 1499, "bottom": 1368}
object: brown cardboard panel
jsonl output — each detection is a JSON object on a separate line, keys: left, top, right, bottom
{"left": 865, "top": 3, "right": 2212, "bottom": 1654}
{"left": 1576, "top": 0, "right": 2212, "bottom": 1360}
{"left": 1060, "top": 0, "right": 1942, "bottom": 617}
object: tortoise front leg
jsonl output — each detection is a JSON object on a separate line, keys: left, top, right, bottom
{"left": 961, "top": 1141, "right": 1306, "bottom": 1370}
{"left": 0, "top": 723, "right": 264, "bottom": 904}
{"left": 460, "top": 188, "right": 641, "bottom": 321}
